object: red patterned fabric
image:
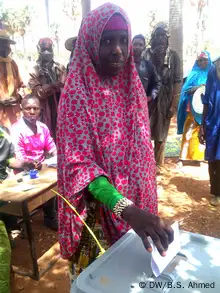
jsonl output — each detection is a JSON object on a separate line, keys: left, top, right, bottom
{"left": 57, "top": 3, "right": 157, "bottom": 259}
{"left": 104, "top": 14, "right": 127, "bottom": 30}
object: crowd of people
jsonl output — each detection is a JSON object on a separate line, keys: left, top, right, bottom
{"left": 1, "top": 2, "right": 220, "bottom": 291}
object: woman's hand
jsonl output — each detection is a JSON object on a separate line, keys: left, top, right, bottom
{"left": 122, "top": 205, "right": 174, "bottom": 256}
{"left": 199, "top": 126, "right": 205, "bottom": 145}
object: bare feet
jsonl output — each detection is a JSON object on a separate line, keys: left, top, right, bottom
{"left": 156, "top": 165, "right": 169, "bottom": 175}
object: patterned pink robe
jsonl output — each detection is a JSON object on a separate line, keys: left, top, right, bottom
{"left": 57, "top": 3, "right": 157, "bottom": 259}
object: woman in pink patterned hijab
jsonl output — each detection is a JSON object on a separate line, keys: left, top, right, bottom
{"left": 57, "top": 3, "right": 173, "bottom": 278}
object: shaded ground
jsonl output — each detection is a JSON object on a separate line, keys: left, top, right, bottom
{"left": 11, "top": 120, "right": 220, "bottom": 293}
{"left": 158, "top": 158, "right": 220, "bottom": 238}
{"left": 10, "top": 213, "right": 70, "bottom": 293}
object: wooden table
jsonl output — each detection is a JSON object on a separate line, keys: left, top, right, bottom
{"left": 0, "top": 167, "right": 57, "bottom": 280}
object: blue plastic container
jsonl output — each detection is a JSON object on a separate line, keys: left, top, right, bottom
{"left": 29, "top": 169, "right": 39, "bottom": 179}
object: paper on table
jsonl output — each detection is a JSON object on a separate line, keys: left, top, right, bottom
{"left": 151, "top": 221, "right": 180, "bottom": 277}
{"left": 13, "top": 184, "right": 36, "bottom": 192}
{"left": 44, "top": 156, "right": 57, "bottom": 168}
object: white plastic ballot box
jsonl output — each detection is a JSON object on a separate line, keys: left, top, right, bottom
{"left": 71, "top": 229, "right": 220, "bottom": 293}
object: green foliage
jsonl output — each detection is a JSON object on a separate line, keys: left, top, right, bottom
{"left": 50, "top": 22, "right": 60, "bottom": 53}
{"left": 144, "top": 10, "right": 158, "bottom": 47}
{"left": 62, "top": 0, "right": 80, "bottom": 22}
{"left": 17, "top": 5, "right": 33, "bottom": 36}
{"left": 14, "top": 50, "right": 25, "bottom": 60}
{"left": 50, "top": 22, "right": 60, "bottom": 37}
{"left": 50, "top": 22, "right": 60, "bottom": 40}
{"left": 0, "top": 3, "right": 33, "bottom": 37}
{"left": 165, "top": 136, "right": 181, "bottom": 158}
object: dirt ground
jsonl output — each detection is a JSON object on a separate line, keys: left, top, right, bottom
{"left": 11, "top": 122, "right": 220, "bottom": 293}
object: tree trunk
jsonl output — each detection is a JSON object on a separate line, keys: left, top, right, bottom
{"left": 169, "top": 0, "right": 183, "bottom": 80}
{"left": 12, "top": 34, "right": 16, "bottom": 52}
{"left": 55, "top": 33, "right": 59, "bottom": 55}
{"left": 81, "top": 0, "right": 91, "bottom": 18}
{"left": 45, "top": 0, "right": 50, "bottom": 33}
{"left": 196, "top": 0, "right": 208, "bottom": 53}
{"left": 22, "top": 35, "right": 26, "bottom": 57}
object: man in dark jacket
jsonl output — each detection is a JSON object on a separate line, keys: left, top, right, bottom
{"left": 132, "top": 34, "right": 161, "bottom": 118}
{"left": 143, "top": 23, "right": 181, "bottom": 169}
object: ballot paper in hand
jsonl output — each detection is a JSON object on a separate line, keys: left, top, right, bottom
{"left": 151, "top": 221, "right": 180, "bottom": 277}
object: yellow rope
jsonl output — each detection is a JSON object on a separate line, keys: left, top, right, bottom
{"left": 51, "top": 189, "right": 106, "bottom": 257}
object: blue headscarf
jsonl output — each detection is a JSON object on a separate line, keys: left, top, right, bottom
{"left": 177, "top": 51, "right": 212, "bottom": 134}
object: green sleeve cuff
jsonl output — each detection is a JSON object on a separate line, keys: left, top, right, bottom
{"left": 6, "top": 157, "right": 14, "bottom": 166}
{"left": 88, "top": 176, "right": 124, "bottom": 211}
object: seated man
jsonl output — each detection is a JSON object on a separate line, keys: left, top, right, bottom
{"left": 11, "top": 95, "right": 58, "bottom": 230}
{"left": 0, "top": 125, "right": 33, "bottom": 182}
{"left": 0, "top": 124, "right": 34, "bottom": 290}
{"left": 0, "top": 125, "right": 34, "bottom": 231}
